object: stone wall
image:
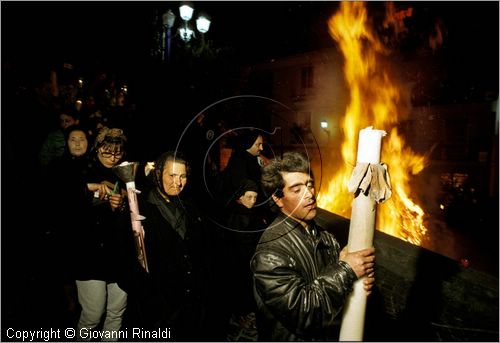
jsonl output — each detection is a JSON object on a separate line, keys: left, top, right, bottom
{"left": 316, "top": 208, "right": 499, "bottom": 341}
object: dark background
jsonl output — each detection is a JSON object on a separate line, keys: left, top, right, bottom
{"left": 2, "top": 2, "right": 498, "bottom": 88}
{"left": 3, "top": 1, "right": 498, "bottom": 152}
{"left": 1, "top": 1, "right": 499, "bottom": 337}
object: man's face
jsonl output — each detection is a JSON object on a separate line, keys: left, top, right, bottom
{"left": 59, "top": 114, "right": 78, "bottom": 130}
{"left": 247, "top": 135, "right": 264, "bottom": 156}
{"left": 162, "top": 160, "right": 188, "bottom": 196}
{"left": 239, "top": 190, "right": 258, "bottom": 209}
{"left": 67, "top": 130, "right": 88, "bottom": 157}
{"left": 274, "top": 172, "right": 317, "bottom": 225}
{"left": 97, "top": 145, "right": 123, "bottom": 168}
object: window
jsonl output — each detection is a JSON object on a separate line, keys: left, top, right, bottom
{"left": 301, "top": 66, "right": 314, "bottom": 89}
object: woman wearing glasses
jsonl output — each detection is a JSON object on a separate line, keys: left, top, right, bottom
{"left": 73, "top": 127, "right": 131, "bottom": 341}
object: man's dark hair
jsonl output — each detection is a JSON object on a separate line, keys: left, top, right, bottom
{"left": 261, "top": 151, "right": 311, "bottom": 199}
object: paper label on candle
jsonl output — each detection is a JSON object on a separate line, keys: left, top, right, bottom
{"left": 356, "top": 126, "right": 386, "bottom": 164}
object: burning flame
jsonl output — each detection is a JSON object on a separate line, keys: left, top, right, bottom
{"left": 317, "top": 2, "right": 428, "bottom": 245}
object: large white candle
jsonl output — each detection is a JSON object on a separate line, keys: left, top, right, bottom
{"left": 339, "top": 126, "right": 386, "bottom": 341}
{"left": 356, "top": 126, "right": 386, "bottom": 164}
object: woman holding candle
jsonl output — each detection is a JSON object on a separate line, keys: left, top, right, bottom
{"left": 73, "top": 127, "right": 131, "bottom": 341}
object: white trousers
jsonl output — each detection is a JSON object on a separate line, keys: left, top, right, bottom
{"left": 76, "top": 280, "right": 127, "bottom": 341}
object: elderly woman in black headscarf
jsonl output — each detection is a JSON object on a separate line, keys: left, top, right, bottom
{"left": 138, "top": 150, "right": 226, "bottom": 341}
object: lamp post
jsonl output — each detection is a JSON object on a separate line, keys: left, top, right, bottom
{"left": 320, "top": 119, "right": 329, "bottom": 130}
{"left": 162, "top": 10, "right": 176, "bottom": 62}
{"left": 159, "top": 2, "right": 211, "bottom": 63}
{"left": 320, "top": 119, "right": 331, "bottom": 145}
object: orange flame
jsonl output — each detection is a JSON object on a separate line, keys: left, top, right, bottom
{"left": 317, "top": 2, "right": 428, "bottom": 245}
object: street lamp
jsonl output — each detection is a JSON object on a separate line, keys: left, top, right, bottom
{"left": 320, "top": 119, "right": 331, "bottom": 141}
{"left": 160, "top": 2, "right": 211, "bottom": 62}
{"left": 162, "top": 10, "right": 176, "bottom": 62}
{"left": 179, "top": 3, "right": 194, "bottom": 21}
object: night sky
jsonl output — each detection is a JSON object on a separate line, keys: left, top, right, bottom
{"left": 2, "top": 2, "right": 339, "bottom": 68}
{"left": 2, "top": 1, "right": 499, "bottom": 94}
{"left": 2, "top": 1, "right": 498, "bottom": 163}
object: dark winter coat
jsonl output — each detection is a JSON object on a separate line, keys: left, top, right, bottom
{"left": 72, "top": 157, "right": 131, "bottom": 282}
{"left": 226, "top": 203, "right": 266, "bottom": 315}
{"left": 226, "top": 202, "right": 266, "bottom": 248}
{"left": 138, "top": 188, "right": 220, "bottom": 340}
{"left": 45, "top": 152, "right": 92, "bottom": 280}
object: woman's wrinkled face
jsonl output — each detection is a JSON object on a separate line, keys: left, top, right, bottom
{"left": 239, "top": 190, "right": 258, "bottom": 209}
{"left": 97, "top": 144, "right": 124, "bottom": 168}
{"left": 162, "top": 160, "right": 188, "bottom": 196}
{"left": 67, "top": 130, "right": 88, "bottom": 157}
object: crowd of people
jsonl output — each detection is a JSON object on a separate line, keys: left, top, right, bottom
{"left": 6, "top": 63, "right": 376, "bottom": 342}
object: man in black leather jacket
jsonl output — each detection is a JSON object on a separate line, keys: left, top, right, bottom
{"left": 251, "top": 151, "right": 376, "bottom": 341}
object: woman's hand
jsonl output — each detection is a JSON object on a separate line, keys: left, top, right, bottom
{"left": 87, "top": 182, "right": 118, "bottom": 202}
{"left": 109, "top": 193, "right": 123, "bottom": 210}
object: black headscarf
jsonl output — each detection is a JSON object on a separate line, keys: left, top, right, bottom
{"left": 150, "top": 150, "right": 190, "bottom": 239}
{"left": 238, "top": 129, "right": 261, "bottom": 151}
{"left": 152, "top": 150, "right": 190, "bottom": 199}
{"left": 235, "top": 179, "right": 259, "bottom": 199}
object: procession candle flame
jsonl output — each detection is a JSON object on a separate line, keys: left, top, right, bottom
{"left": 317, "top": 2, "right": 428, "bottom": 245}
